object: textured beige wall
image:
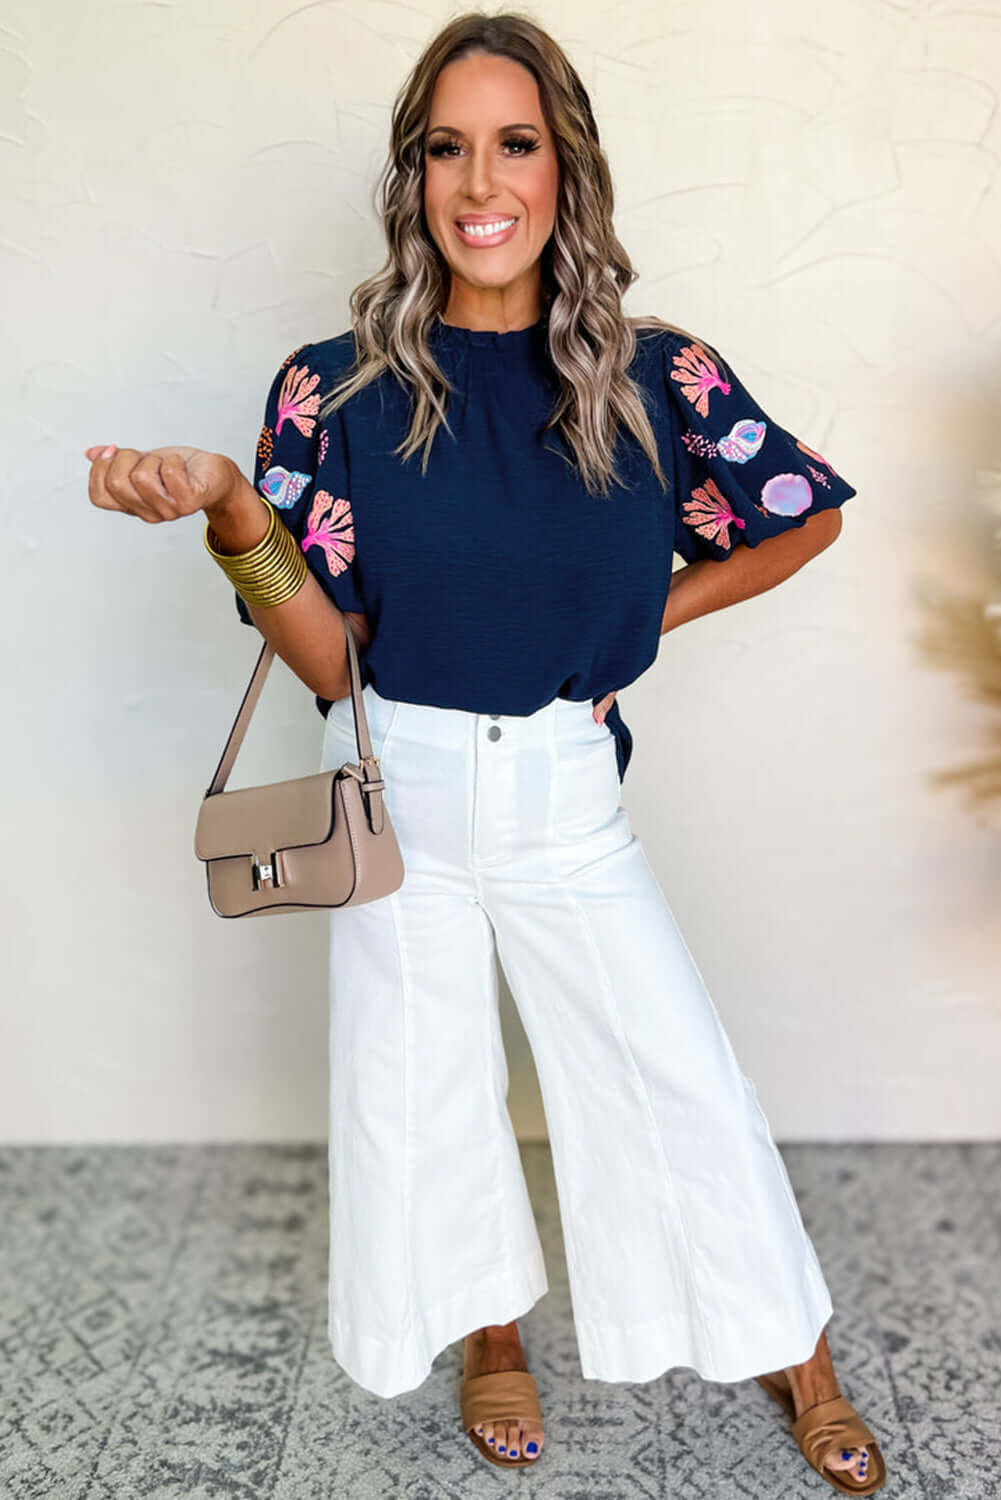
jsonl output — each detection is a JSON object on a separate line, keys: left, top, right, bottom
{"left": 4, "top": 1, "right": 1000, "bottom": 1144}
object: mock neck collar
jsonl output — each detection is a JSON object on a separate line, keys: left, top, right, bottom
{"left": 429, "top": 311, "right": 550, "bottom": 365}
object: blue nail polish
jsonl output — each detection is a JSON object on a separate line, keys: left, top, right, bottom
{"left": 497, "top": 1444, "right": 505, "bottom": 1452}
{"left": 510, "top": 1450, "right": 518, "bottom": 1457}
{"left": 487, "top": 1436, "right": 495, "bottom": 1444}
{"left": 842, "top": 1451, "right": 852, "bottom": 1461}
{"left": 526, "top": 1441, "right": 538, "bottom": 1453}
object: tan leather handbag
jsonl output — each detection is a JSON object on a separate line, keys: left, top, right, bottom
{"left": 194, "top": 621, "right": 404, "bottom": 918}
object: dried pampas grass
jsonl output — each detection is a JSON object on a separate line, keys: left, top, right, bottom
{"left": 913, "top": 468, "right": 1001, "bottom": 809}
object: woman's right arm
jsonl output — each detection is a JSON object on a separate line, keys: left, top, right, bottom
{"left": 204, "top": 470, "right": 358, "bottom": 702}
{"left": 85, "top": 443, "right": 359, "bottom": 702}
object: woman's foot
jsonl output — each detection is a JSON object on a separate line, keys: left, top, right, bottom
{"left": 783, "top": 1331, "right": 871, "bottom": 1485}
{"left": 462, "top": 1321, "right": 545, "bottom": 1463}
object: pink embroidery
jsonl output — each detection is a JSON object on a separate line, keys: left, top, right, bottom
{"left": 681, "top": 478, "right": 746, "bottom": 551}
{"left": 796, "top": 438, "right": 836, "bottom": 469}
{"left": 318, "top": 427, "right": 329, "bottom": 465}
{"left": 681, "top": 420, "right": 766, "bottom": 464}
{"left": 277, "top": 362, "right": 321, "bottom": 439}
{"left": 670, "top": 342, "right": 731, "bottom": 418}
{"left": 301, "top": 490, "right": 355, "bottom": 576}
{"left": 681, "top": 429, "right": 716, "bottom": 460}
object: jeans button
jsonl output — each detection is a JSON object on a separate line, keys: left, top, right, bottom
{"left": 486, "top": 725, "right": 502, "bottom": 741}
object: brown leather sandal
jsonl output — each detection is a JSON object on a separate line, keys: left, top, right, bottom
{"left": 756, "top": 1369, "right": 886, "bottom": 1494}
{"left": 459, "top": 1369, "right": 543, "bottom": 1468}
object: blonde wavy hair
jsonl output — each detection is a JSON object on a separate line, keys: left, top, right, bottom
{"left": 317, "top": 9, "right": 702, "bottom": 497}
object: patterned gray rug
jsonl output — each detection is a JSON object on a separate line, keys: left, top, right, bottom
{"left": 0, "top": 1142, "right": 996, "bottom": 1498}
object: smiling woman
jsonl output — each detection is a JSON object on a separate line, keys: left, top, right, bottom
{"left": 86, "top": 7, "right": 878, "bottom": 1492}
{"left": 422, "top": 63, "right": 558, "bottom": 282}
{"left": 227, "top": 12, "right": 874, "bottom": 1490}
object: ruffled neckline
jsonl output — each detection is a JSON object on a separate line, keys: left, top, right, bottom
{"left": 429, "top": 311, "right": 550, "bottom": 364}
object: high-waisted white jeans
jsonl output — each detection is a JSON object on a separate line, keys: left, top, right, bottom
{"left": 319, "top": 683, "right": 833, "bottom": 1400}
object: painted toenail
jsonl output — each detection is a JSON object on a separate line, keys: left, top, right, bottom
{"left": 510, "top": 1449, "right": 518, "bottom": 1457}
{"left": 842, "top": 1451, "right": 852, "bottom": 1460}
{"left": 526, "top": 1441, "right": 538, "bottom": 1453}
{"left": 498, "top": 1444, "right": 505, "bottom": 1452}
{"left": 487, "top": 1436, "right": 494, "bottom": 1444}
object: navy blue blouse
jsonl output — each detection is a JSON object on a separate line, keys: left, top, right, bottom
{"left": 236, "top": 316, "right": 857, "bottom": 780}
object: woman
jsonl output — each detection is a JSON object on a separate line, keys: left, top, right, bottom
{"left": 86, "top": 11, "right": 884, "bottom": 1493}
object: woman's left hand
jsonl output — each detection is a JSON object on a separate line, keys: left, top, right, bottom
{"left": 593, "top": 690, "right": 617, "bottom": 725}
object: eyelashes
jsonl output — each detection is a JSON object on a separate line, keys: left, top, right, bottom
{"left": 426, "top": 135, "right": 541, "bottom": 159}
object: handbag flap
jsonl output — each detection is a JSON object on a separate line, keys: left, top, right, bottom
{"left": 194, "top": 769, "right": 339, "bottom": 861}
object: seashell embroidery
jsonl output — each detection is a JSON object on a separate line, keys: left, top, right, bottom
{"left": 258, "top": 465, "right": 313, "bottom": 509}
{"left": 717, "top": 419, "right": 766, "bottom": 463}
{"left": 759, "top": 473, "right": 813, "bottom": 517}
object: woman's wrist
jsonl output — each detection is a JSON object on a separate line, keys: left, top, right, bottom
{"left": 204, "top": 491, "right": 309, "bottom": 608}
{"left": 203, "top": 470, "right": 272, "bottom": 555}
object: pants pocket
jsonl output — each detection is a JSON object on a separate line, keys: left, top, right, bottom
{"left": 551, "top": 714, "right": 622, "bottom": 843}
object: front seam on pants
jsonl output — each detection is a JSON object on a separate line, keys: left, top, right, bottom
{"left": 387, "top": 886, "right": 418, "bottom": 1348}
{"left": 562, "top": 880, "right": 717, "bottom": 1370}
{"left": 486, "top": 906, "right": 515, "bottom": 1311}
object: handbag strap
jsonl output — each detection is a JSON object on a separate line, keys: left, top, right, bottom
{"left": 205, "top": 616, "right": 376, "bottom": 797}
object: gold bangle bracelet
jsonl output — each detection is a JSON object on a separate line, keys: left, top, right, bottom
{"left": 203, "top": 495, "right": 309, "bottom": 608}
{"left": 203, "top": 493, "right": 278, "bottom": 566}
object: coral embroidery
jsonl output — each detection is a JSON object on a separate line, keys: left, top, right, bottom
{"left": 259, "top": 465, "right": 312, "bottom": 509}
{"left": 681, "top": 478, "right": 746, "bottom": 551}
{"left": 302, "top": 490, "right": 355, "bottom": 576}
{"left": 256, "top": 424, "right": 274, "bottom": 473}
{"left": 318, "top": 427, "right": 329, "bottom": 465}
{"left": 279, "top": 344, "right": 309, "bottom": 370}
{"left": 759, "top": 473, "right": 813, "bottom": 517}
{"left": 808, "top": 465, "right": 831, "bottom": 488}
{"left": 277, "top": 362, "right": 321, "bottom": 438}
{"left": 796, "top": 438, "right": 839, "bottom": 471}
{"left": 670, "top": 342, "right": 731, "bottom": 417}
{"left": 680, "top": 429, "right": 716, "bottom": 460}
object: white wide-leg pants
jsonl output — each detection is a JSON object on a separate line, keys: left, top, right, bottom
{"left": 319, "top": 684, "right": 833, "bottom": 1400}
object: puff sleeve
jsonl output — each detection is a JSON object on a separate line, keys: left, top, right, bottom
{"left": 235, "top": 342, "right": 366, "bottom": 625}
{"left": 663, "top": 332, "right": 857, "bottom": 564}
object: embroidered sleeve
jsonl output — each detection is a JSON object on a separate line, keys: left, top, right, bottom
{"left": 235, "top": 342, "right": 366, "bottom": 624}
{"left": 662, "top": 332, "right": 858, "bottom": 563}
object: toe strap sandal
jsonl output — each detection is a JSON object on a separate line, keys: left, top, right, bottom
{"left": 460, "top": 1369, "right": 542, "bottom": 1468}
{"left": 756, "top": 1372, "right": 886, "bottom": 1495}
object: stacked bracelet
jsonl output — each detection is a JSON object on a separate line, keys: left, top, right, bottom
{"left": 203, "top": 495, "right": 308, "bottom": 608}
